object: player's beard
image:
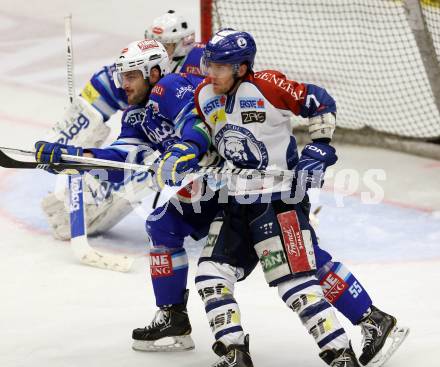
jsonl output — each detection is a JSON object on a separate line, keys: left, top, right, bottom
{"left": 127, "top": 87, "right": 148, "bottom": 105}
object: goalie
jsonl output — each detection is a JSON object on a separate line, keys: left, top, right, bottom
{"left": 42, "top": 10, "right": 205, "bottom": 240}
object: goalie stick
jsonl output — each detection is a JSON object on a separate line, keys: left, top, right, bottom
{"left": 63, "top": 15, "right": 134, "bottom": 272}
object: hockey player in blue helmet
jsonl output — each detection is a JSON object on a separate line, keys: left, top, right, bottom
{"left": 200, "top": 28, "right": 257, "bottom": 95}
{"left": 152, "top": 29, "right": 408, "bottom": 367}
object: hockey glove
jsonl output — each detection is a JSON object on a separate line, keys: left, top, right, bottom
{"left": 296, "top": 142, "right": 337, "bottom": 190}
{"left": 152, "top": 142, "right": 200, "bottom": 189}
{"left": 35, "top": 141, "right": 83, "bottom": 174}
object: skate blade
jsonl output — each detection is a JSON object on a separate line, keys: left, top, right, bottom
{"left": 366, "top": 326, "right": 410, "bottom": 367}
{"left": 132, "top": 335, "right": 195, "bottom": 352}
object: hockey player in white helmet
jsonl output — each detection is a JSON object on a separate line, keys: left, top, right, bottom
{"left": 42, "top": 10, "right": 205, "bottom": 241}
{"left": 35, "top": 38, "right": 212, "bottom": 352}
{"left": 145, "top": 9, "right": 204, "bottom": 75}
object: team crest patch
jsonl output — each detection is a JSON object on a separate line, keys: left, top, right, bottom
{"left": 215, "top": 124, "right": 269, "bottom": 169}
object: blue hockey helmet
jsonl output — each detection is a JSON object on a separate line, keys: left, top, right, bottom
{"left": 202, "top": 29, "right": 257, "bottom": 74}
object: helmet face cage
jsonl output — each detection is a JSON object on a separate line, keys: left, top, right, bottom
{"left": 144, "top": 10, "right": 195, "bottom": 58}
{"left": 113, "top": 39, "right": 170, "bottom": 88}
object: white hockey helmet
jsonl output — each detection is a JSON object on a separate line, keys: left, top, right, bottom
{"left": 144, "top": 10, "right": 195, "bottom": 58}
{"left": 113, "top": 39, "right": 170, "bottom": 88}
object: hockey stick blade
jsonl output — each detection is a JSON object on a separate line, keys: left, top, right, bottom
{"left": 0, "top": 147, "right": 127, "bottom": 173}
{"left": 69, "top": 174, "right": 135, "bottom": 272}
{"left": 71, "top": 235, "right": 134, "bottom": 272}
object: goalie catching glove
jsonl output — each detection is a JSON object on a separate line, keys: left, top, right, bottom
{"left": 296, "top": 141, "right": 337, "bottom": 190}
{"left": 152, "top": 142, "right": 200, "bottom": 189}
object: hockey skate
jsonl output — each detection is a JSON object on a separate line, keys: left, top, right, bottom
{"left": 319, "top": 342, "right": 361, "bottom": 367}
{"left": 211, "top": 334, "right": 253, "bottom": 367}
{"left": 132, "top": 291, "right": 194, "bottom": 352}
{"left": 359, "top": 306, "right": 409, "bottom": 367}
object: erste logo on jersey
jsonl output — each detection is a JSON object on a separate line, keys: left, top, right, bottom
{"left": 239, "top": 97, "right": 266, "bottom": 124}
{"left": 203, "top": 95, "right": 227, "bottom": 125}
{"left": 239, "top": 97, "right": 265, "bottom": 109}
{"left": 124, "top": 107, "right": 145, "bottom": 126}
{"left": 137, "top": 39, "right": 159, "bottom": 51}
{"left": 215, "top": 124, "right": 268, "bottom": 169}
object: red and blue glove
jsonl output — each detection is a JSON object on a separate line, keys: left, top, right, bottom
{"left": 296, "top": 142, "right": 337, "bottom": 190}
{"left": 152, "top": 142, "right": 200, "bottom": 189}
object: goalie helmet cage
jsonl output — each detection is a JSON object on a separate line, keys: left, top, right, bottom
{"left": 200, "top": 0, "right": 440, "bottom": 159}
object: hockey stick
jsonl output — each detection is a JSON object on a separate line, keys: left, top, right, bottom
{"left": 0, "top": 147, "right": 128, "bottom": 172}
{"left": 0, "top": 146, "right": 296, "bottom": 179}
{"left": 63, "top": 16, "right": 134, "bottom": 272}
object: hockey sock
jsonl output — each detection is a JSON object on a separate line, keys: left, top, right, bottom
{"left": 196, "top": 261, "right": 245, "bottom": 347}
{"left": 317, "top": 261, "right": 373, "bottom": 324}
{"left": 278, "top": 275, "right": 350, "bottom": 351}
{"left": 150, "top": 247, "right": 188, "bottom": 306}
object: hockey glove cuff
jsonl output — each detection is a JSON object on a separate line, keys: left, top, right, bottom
{"left": 296, "top": 142, "right": 337, "bottom": 190}
{"left": 152, "top": 142, "right": 200, "bottom": 189}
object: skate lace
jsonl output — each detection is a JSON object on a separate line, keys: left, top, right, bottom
{"left": 146, "top": 309, "right": 170, "bottom": 330}
{"left": 361, "top": 321, "right": 382, "bottom": 349}
{"left": 212, "top": 351, "right": 235, "bottom": 367}
{"left": 331, "top": 353, "right": 352, "bottom": 367}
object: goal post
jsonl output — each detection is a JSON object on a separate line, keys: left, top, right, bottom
{"left": 200, "top": 0, "right": 440, "bottom": 158}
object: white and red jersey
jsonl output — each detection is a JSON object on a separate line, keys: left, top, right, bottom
{"left": 192, "top": 70, "right": 336, "bottom": 196}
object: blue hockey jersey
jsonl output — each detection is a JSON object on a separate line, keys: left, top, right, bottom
{"left": 87, "top": 73, "right": 204, "bottom": 182}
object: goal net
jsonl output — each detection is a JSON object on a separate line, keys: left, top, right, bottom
{"left": 200, "top": 0, "right": 440, "bottom": 149}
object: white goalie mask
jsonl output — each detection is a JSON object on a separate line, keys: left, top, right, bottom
{"left": 113, "top": 39, "right": 170, "bottom": 88}
{"left": 144, "top": 10, "right": 195, "bottom": 59}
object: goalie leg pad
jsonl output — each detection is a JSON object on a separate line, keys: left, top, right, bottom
{"left": 317, "top": 260, "right": 373, "bottom": 325}
{"left": 150, "top": 246, "right": 189, "bottom": 306}
{"left": 278, "top": 275, "right": 349, "bottom": 351}
{"left": 195, "top": 261, "right": 245, "bottom": 347}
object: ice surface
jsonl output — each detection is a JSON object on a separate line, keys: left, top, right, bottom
{"left": 0, "top": 1, "right": 439, "bottom": 366}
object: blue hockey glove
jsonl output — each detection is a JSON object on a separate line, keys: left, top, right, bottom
{"left": 152, "top": 142, "right": 200, "bottom": 189}
{"left": 35, "top": 141, "right": 83, "bottom": 174}
{"left": 296, "top": 142, "right": 337, "bottom": 190}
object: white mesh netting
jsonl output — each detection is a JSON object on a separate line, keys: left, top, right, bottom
{"left": 209, "top": 0, "right": 440, "bottom": 139}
